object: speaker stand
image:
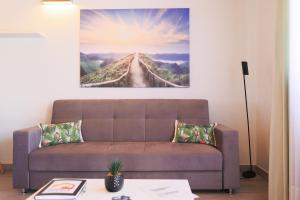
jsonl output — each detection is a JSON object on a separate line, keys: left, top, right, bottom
{"left": 242, "top": 63, "right": 256, "bottom": 179}
{"left": 243, "top": 169, "right": 256, "bottom": 178}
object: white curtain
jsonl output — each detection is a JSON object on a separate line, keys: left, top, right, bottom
{"left": 268, "top": 0, "right": 289, "bottom": 199}
{"left": 289, "top": 0, "right": 300, "bottom": 199}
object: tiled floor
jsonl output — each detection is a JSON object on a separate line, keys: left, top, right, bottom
{"left": 0, "top": 171, "right": 268, "bottom": 200}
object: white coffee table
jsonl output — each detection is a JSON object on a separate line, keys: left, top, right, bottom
{"left": 26, "top": 179, "right": 198, "bottom": 200}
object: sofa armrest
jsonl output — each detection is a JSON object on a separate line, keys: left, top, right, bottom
{"left": 13, "top": 126, "right": 41, "bottom": 189}
{"left": 214, "top": 124, "right": 240, "bottom": 190}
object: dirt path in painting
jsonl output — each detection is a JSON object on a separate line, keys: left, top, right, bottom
{"left": 129, "top": 53, "right": 149, "bottom": 87}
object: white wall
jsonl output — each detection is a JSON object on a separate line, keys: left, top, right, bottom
{"left": 0, "top": 0, "right": 266, "bottom": 165}
{"left": 254, "top": 0, "right": 277, "bottom": 172}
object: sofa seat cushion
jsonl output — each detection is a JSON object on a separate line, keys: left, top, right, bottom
{"left": 29, "top": 142, "right": 223, "bottom": 172}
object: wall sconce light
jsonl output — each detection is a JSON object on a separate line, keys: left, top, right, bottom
{"left": 42, "top": 0, "right": 73, "bottom": 4}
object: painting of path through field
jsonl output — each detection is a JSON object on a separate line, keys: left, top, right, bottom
{"left": 80, "top": 9, "right": 190, "bottom": 88}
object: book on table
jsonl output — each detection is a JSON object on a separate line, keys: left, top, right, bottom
{"left": 34, "top": 179, "right": 87, "bottom": 200}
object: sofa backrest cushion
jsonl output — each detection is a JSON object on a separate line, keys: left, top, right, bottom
{"left": 51, "top": 99, "right": 209, "bottom": 142}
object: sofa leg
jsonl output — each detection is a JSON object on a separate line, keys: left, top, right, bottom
{"left": 228, "top": 189, "right": 233, "bottom": 195}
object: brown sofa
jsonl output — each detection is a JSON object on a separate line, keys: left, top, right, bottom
{"left": 13, "top": 99, "right": 240, "bottom": 192}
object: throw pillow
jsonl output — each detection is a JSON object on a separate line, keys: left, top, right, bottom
{"left": 39, "top": 120, "right": 84, "bottom": 147}
{"left": 172, "top": 120, "right": 217, "bottom": 146}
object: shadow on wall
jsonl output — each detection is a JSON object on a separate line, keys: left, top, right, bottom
{"left": 0, "top": 101, "right": 53, "bottom": 164}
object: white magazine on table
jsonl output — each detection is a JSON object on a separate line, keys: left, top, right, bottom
{"left": 141, "top": 184, "right": 198, "bottom": 200}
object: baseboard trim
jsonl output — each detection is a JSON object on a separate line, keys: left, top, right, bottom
{"left": 240, "top": 165, "right": 268, "bottom": 180}
{"left": 2, "top": 164, "right": 12, "bottom": 171}
{"left": 255, "top": 165, "right": 268, "bottom": 180}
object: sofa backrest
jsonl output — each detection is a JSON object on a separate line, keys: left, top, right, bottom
{"left": 51, "top": 99, "right": 209, "bottom": 142}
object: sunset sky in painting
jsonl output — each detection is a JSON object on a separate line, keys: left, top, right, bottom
{"left": 80, "top": 9, "right": 189, "bottom": 54}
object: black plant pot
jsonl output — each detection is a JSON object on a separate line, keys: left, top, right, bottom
{"left": 105, "top": 174, "right": 124, "bottom": 192}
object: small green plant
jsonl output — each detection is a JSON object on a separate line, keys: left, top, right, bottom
{"left": 108, "top": 160, "right": 123, "bottom": 176}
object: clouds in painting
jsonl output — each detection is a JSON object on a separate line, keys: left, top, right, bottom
{"left": 80, "top": 9, "right": 189, "bottom": 54}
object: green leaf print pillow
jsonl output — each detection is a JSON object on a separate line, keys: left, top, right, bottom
{"left": 39, "top": 120, "right": 84, "bottom": 147}
{"left": 172, "top": 120, "right": 217, "bottom": 146}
